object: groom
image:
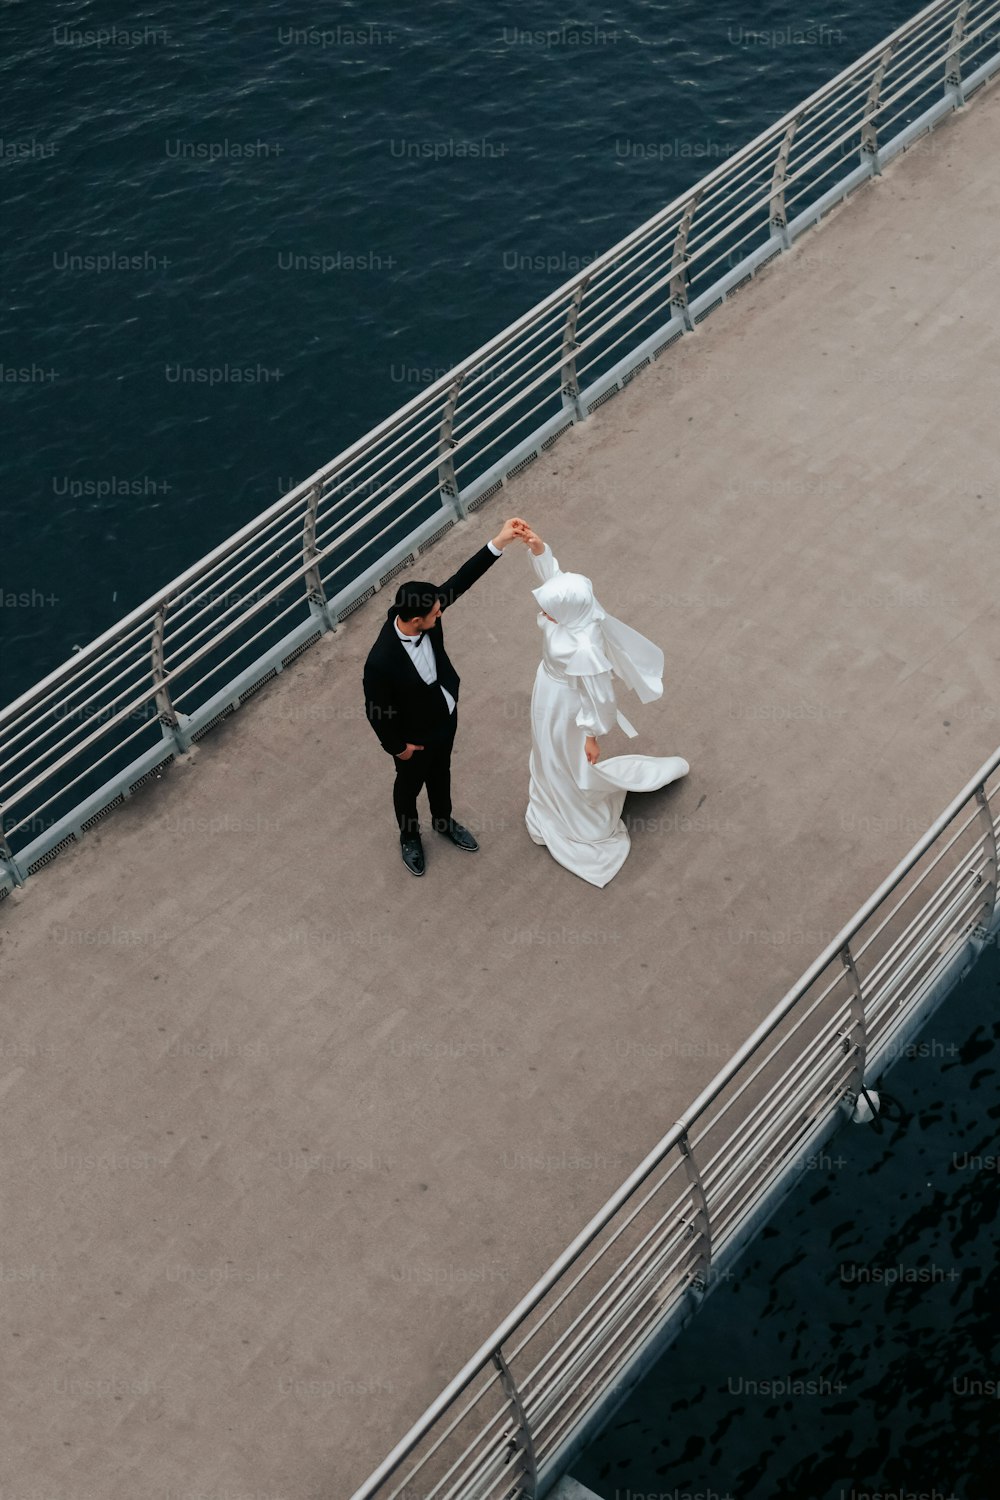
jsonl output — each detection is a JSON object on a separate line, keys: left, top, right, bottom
{"left": 363, "top": 516, "right": 528, "bottom": 875}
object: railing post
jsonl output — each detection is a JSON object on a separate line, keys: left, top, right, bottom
{"left": 151, "top": 605, "right": 190, "bottom": 756}
{"left": 769, "top": 116, "right": 798, "bottom": 248}
{"left": 438, "top": 377, "right": 466, "bottom": 520}
{"left": 972, "top": 783, "right": 999, "bottom": 938}
{"left": 303, "top": 483, "right": 338, "bottom": 631}
{"left": 677, "top": 1131, "right": 712, "bottom": 1300}
{"left": 0, "top": 826, "right": 26, "bottom": 888}
{"left": 560, "top": 278, "right": 589, "bottom": 422}
{"left": 945, "top": 1, "right": 970, "bottom": 106}
{"left": 839, "top": 940, "right": 868, "bottom": 1102}
{"left": 669, "top": 192, "right": 701, "bottom": 330}
{"left": 151, "top": 607, "right": 175, "bottom": 728}
{"left": 859, "top": 45, "right": 895, "bottom": 176}
{"left": 492, "top": 1346, "right": 539, "bottom": 1496}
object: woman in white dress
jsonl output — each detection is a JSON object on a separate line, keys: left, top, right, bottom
{"left": 513, "top": 522, "right": 689, "bottom": 888}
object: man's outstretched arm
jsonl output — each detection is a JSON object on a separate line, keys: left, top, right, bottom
{"left": 436, "top": 516, "right": 527, "bottom": 610}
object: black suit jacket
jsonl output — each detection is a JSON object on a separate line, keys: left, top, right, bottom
{"left": 363, "top": 543, "right": 502, "bottom": 757}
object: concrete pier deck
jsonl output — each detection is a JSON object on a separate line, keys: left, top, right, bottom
{"left": 2, "top": 79, "right": 999, "bottom": 1500}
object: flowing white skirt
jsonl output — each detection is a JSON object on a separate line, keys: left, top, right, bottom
{"left": 524, "top": 662, "right": 689, "bottom": 888}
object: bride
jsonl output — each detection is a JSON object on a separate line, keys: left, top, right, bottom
{"left": 512, "top": 521, "right": 689, "bottom": 888}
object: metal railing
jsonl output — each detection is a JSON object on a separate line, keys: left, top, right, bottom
{"left": 2, "top": 0, "right": 999, "bottom": 892}
{"left": 348, "top": 744, "right": 1000, "bottom": 1500}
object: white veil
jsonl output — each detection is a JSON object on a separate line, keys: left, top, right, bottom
{"left": 532, "top": 569, "right": 664, "bottom": 738}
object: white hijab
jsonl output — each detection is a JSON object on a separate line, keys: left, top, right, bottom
{"left": 532, "top": 568, "right": 664, "bottom": 738}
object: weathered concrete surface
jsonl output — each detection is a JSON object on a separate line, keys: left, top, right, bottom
{"left": 2, "top": 79, "right": 1000, "bottom": 1500}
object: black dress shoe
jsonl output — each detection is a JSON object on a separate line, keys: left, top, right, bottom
{"left": 435, "top": 818, "right": 479, "bottom": 853}
{"left": 400, "top": 836, "right": 425, "bottom": 876}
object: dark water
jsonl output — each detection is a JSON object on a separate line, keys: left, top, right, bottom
{"left": 573, "top": 939, "right": 1000, "bottom": 1500}
{"left": 1, "top": 0, "right": 923, "bottom": 705}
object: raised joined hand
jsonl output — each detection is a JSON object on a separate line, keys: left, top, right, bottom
{"left": 511, "top": 518, "right": 545, "bottom": 555}
{"left": 492, "top": 516, "right": 532, "bottom": 549}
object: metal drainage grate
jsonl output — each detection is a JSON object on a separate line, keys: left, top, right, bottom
{"left": 26, "top": 832, "right": 79, "bottom": 876}
{"left": 730, "top": 271, "right": 754, "bottom": 293}
{"left": 80, "top": 793, "right": 126, "bottom": 832}
{"left": 240, "top": 667, "right": 280, "bottom": 703}
{"left": 694, "top": 296, "right": 725, "bottom": 324}
{"left": 128, "top": 755, "right": 175, "bottom": 791}
{"left": 0, "top": 883, "right": 10, "bottom": 902}
{"left": 467, "top": 480, "right": 503, "bottom": 512}
{"left": 653, "top": 329, "right": 684, "bottom": 358}
{"left": 419, "top": 519, "right": 456, "bottom": 554}
{"left": 339, "top": 585, "right": 376, "bottom": 620}
{"left": 758, "top": 246, "right": 783, "bottom": 268}
{"left": 541, "top": 421, "right": 573, "bottom": 451}
{"left": 506, "top": 450, "right": 539, "bottom": 480}
{"left": 191, "top": 707, "right": 236, "bottom": 744}
{"left": 379, "top": 554, "right": 415, "bottom": 588}
{"left": 587, "top": 383, "right": 620, "bottom": 414}
{"left": 622, "top": 357, "right": 651, "bottom": 387}
{"left": 281, "top": 634, "right": 322, "bottom": 669}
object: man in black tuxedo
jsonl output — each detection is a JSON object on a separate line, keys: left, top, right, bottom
{"left": 363, "top": 516, "right": 527, "bottom": 875}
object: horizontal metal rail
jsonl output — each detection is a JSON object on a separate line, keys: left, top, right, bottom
{"left": 3, "top": 0, "right": 999, "bottom": 891}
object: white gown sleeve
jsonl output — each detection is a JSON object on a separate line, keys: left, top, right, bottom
{"left": 573, "top": 670, "right": 619, "bottom": 736}
{"left": 529, "top": 542, "right": 560, "bottom": 583}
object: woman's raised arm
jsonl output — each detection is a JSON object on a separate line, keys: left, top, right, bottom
{"left": 518, "top": 525, "right": 560, "bottom": 582}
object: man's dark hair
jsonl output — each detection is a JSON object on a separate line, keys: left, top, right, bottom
{"left": 394, "top": 579, "right": 442, "bottom": 622}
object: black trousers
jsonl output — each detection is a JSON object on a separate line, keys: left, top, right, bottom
{"left": 392, "top": 711, "right": 458, "bottom": 839}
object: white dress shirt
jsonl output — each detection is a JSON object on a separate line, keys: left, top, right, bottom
{"left": 393, "top": 538, "right": 502, "bottom": 716}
